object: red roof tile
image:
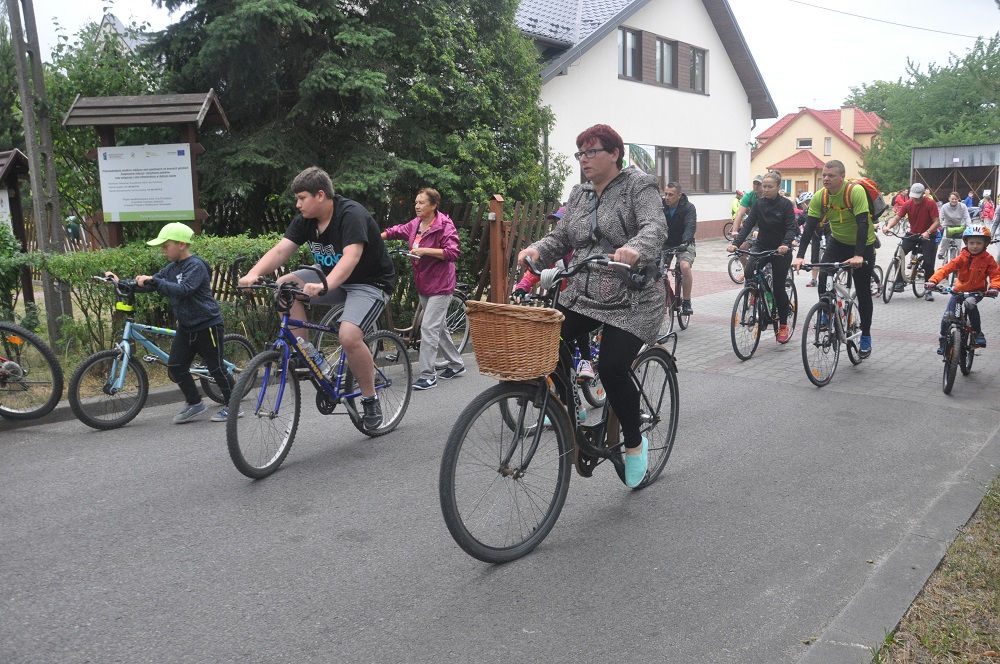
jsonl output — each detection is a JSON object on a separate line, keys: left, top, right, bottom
{"left": 767, "top": 151, "right": 826, "bottom": 171}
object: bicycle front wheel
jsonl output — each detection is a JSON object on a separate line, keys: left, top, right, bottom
{"left": 960, "top": 330, "right": 975, "bottom": 376}
{"left": 0, "top": 322, "right": 64, "bottom": 420}
{"left": 730, "top": 288, "right": 761, "bottom": 361}
{"left": 845, "top": 297, "right": 864, "bottom": 365}
{"left": 200, "top": 333, "right": 256, "bottom": 404}
{"left": 802, "top": 302, "right": 839, "bottom": 387}
{"left": 943, "top": 327, "right": 960, "bottom": 394}
{"left": 727, "top": 255, "right": 744, "bottom": 284}
{"left": 68, "top": 348, "right": 149, "bottom": 430}
{"left": 439, "top": 382, "right": 573, "bottom": 563}
{"left": 722, "top": 221, "right": 733, "bottom": 241}
{"left": 344, "top": 330, "right": 412, "bottom": 436}
{"left": 911, "top": 260, "right": 924, "bottom": 298}
{"left": 882, "top": 258, "right": 900, "bottom": 303}
{"left": 227, "top": 350, "right": 300, "bottom": 479}
{"left": 629, "top": 346, "right": 679, "bottom": 488}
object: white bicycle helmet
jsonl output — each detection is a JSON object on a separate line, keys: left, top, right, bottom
{"left": 796, "top": 192, "right": 814, "bottom": 206}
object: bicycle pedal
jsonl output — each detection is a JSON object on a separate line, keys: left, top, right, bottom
{"left": 143, "top": 355, "right": 159, "bottom": 363}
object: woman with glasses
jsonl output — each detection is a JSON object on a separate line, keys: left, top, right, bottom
{"left": 517, "top": 124, "right": 666, "bottom": 488}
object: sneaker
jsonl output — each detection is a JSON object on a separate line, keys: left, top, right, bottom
{"left": 776, "top": 325, "right": 791, "bottom": 343}
{"left": 412, "top": 377, "right": 438, "bottom": 390}
{"left": 806, "top": 279, "right": 817, "bottom": 287}
{"left": 624, "top": 436, "right": 649, "bottom": 488}
{"left": 937, "top": 252, "right": 945, "bottom": 260}
{"left": 439, "top": 366, "right": 466, "bottom": 380}
{"left": 577, "top": 359, "right": 595, "bottom": 380}
{"left": 173, "top": 401, "right": 206, "bottom": 423}
{"left": 924, "top": 290, "right": 934, "bottom": 302}
{"left": 974, "top": 333, "right": 987, "bottom": 347}
{"left": 681, "top": 300, "right": 693, "bottom": 316}
{"left": 937, "top": 337, "right": 946, "bottom": 355}
{"left": 818, "top": 312, "right": 829, "bottom": 331}
{"left": 210, "top": 407, "right": 244, "bottom": 422}
{"left": 361, "top": 396, "right": 382, "bottom": 429}
{"left": 893, "top": 281, "right": 906, "bottom": 293}
{"left": 859, "top": 335, "right": 872, "bottom": 358}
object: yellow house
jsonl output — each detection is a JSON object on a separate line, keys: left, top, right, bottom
{"left": 750, "top": 106, "right": 884, "bottom": 198}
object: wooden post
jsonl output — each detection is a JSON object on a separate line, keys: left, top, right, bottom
{"left": 6, "top": 184, "right": 34, "bottom": 304}
{"left": 489, "top": 194, "right": 505, "bottom": 303}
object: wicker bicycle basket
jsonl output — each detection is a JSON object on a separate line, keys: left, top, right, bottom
{"left": 465, "top": 300, "right": 565, "bottom": 380}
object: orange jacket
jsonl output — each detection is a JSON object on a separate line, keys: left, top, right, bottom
{"left": 929, "top": 248, "right": 1000, "bottom": 292}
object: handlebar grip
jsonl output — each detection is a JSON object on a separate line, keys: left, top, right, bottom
{"left": 298, "top": 265, "right": 328, "bottom": 296}
{"left": 230, "top": 256, "right": 245, "bottom": 288}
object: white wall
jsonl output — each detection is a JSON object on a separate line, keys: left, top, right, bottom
{"left": 541, "top": 0, "right": 755, "bottom": 221}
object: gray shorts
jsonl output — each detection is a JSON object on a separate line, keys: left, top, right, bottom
{"left": 661, "top": 244, "right": 696, "bottom": 269}
{"left": 291, "top": 268, "right": 388, "bottom": 332}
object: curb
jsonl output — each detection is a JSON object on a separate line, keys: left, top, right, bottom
{"left": 0, "top": 386, "right": 195, "bottom": 432}
{"left": 796, "top": 421, "right": 1000, "bottom": 663}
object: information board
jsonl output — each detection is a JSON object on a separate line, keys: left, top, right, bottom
{"left": 98, "top": 144, "right": 195, "bottom": 222}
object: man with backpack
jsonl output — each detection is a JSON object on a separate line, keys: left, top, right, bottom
{"left": 792, "top": 159, "right": 878, "bottom": 358}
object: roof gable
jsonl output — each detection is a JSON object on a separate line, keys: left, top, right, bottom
{"left": 517, "top": 0, "right": 777, "bottom": 119}
{"left": 757, "top": 107, "right": 885, "bottom": 154}
{"left": 767, "top": 150, "right": 826, "bottom": 171}
{"left": 0, "top": 149, "right": 29, "bottom": 183}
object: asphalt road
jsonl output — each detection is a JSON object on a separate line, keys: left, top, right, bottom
{"left": 3, "top": 235, "right": 999, "bottom": 663}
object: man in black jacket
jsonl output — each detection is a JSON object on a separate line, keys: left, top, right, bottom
{"left": 661, "top": 182, "right": 698, "bottom": 315}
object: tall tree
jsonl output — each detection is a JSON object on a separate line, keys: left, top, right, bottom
{"left": 0, "top": 4, "right": 24, "bottom": 151}
{"left": 150, "top": 0, "right": 559, "bottom": 220}
{"left": 849, "top": 37, "right": 1000, "bottom": 192}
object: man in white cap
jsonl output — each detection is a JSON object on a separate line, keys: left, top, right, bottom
{"left": 882, "top": 182, "right": 941, "bottom": 301}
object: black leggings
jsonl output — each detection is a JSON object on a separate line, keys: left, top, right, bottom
{"left": 168, "top": 323, "right": 232, "bottom": 405}
{"left": 556, "top": 307, "right": 645, "bottom": 449}
{"left": 746, "top": 247, "right": 792, "bottom": 325}
{"left": 819, "top": 239, "right": 876, "bottom": 335}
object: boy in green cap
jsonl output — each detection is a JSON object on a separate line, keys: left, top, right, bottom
{"left": 118, "top": 222, "right": 235, "bottom": 423}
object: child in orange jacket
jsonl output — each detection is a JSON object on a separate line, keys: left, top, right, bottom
{"left": 926, "top": 224, "right": 1000, "bottom": 350}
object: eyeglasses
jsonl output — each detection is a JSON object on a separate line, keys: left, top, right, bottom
{"left": 574, "top": 148, "right": 608, "bottom": 161}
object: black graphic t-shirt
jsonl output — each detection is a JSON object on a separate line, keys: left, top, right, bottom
{"left": 284, "top": 195, "right": 395, "bottom": 294}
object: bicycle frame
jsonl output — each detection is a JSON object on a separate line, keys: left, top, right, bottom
{"left": 821, "top": 270, "right": 861, "bottom": 345}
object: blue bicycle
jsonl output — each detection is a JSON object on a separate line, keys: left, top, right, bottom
{"left": 68, "top": 276, "right": 255, "bottom": 430}
{"left": 227, "top": 265, "right": 412, "bottom": 479}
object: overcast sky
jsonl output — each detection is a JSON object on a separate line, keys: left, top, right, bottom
{"left": 20, "top": 0, "right": 1000, "bottom": 137}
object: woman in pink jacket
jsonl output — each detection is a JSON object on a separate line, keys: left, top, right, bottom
{"left": 382, "top": 188, "right": 465, "bottom": 390}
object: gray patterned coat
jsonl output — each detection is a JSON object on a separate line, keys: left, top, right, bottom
{"left": 529, "top": 166, "right": 667, "bottom": 344}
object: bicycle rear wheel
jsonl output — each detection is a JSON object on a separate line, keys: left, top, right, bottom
{"left": 446, "top": 293, "right": 470, "bottom": 354}
{"left": 439, "top": 382, "right": 572, "bottom": 563}
{"left": 627, "top": 346, "right": 679, "bottom": 488}
{"left": 661, "top": 286, "right": 676, "bottom": 336}
{"left": 871, "top": 265, "right": 884, "bottom": 297}
{"left": 943, "top": 327, "right": 960, "bottom": 394}
{"left": 722, "top": 221, "right": 733, "bottom": 241}
{"left": 727, "top": 255, "right": 744, "bottom": 284}
{"left": 946, "top": 245, "right": 959, "bottom": 287}
{"left": 314, "top": 304, "right": 346, "bottom": 363}
{"left": 960, "top": 330, "right": 975, "bottom": 376}
{"left": 227, "top": 350, "right": 300, "bottom": 479}
{"left": 344, "top": 330, "right": 412, "bottom": 436}
{"left": 845, "top": 297, "right": 864, "bottom": 365}
{"left": 0, "top": 321, "right": 64, "bottom": 420}
{"left": 730, "top": 288, "right": 761, "bottom": 361}
{"left": 68, "top": 348, "right": 149, "bottom": 430}
{"left": 200, "top": 333, "right": 256, "bottom": 404}
{"left": 802, "top": 302, "right": 839, "bottom": 387}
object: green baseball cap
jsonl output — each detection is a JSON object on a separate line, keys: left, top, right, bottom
{"left": 147, "top": 222, "right": 195, "bottom": 246}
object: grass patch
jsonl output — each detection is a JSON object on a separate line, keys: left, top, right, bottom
{"left": 876, "top": 475, "right": 1000, "bottom": 663}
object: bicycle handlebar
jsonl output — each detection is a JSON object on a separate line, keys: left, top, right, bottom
{"left": 92, "top": 274, "right": 138, "bottom": 295}
{"left": 523, "top": 253, "right": 631, "bottom": 277}
{"left": 389, "top": 249, "right": 421, "bottom": 260}
{"left": 729, "top": 248, "right": 783, "bottom": 258}
{"left": 801, "top": 261, "right": 868, "bottom": 270}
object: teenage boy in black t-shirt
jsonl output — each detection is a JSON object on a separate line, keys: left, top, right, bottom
{"left": 240, "top": 167, "right": 395, "bottom": 429}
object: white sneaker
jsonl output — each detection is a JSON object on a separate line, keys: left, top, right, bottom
{"left": 577, "top": 359, "right": 595, "bottom": 380}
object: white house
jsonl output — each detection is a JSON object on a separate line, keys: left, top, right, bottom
{"left": 517, "top": 0, "right": 776, "bottom": 233}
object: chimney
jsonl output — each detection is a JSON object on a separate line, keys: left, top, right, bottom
{"left": 840, "top": 106, "right": 855, "bottom": 137}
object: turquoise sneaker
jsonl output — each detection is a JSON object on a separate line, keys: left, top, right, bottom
{"left": 624, "top": 436, "right": 649, "bottom": 488}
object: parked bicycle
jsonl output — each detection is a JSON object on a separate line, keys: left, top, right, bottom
{"left": 934, "top": 287, "right": 992, "bottom": 394}
{"left": 729, "top": 249, "right": 798, "bottom": 360}
{"left": 0, "top": 320, "right": 63, "bottom": 421}
{"left": 68, "top": 276, "right": 255, "bottom": 430}
{"left": 881, "top": 230, "right": 930, "bottom": 302}
{"left": 660, "top": 246, "right": 690, "bottom": 333}
{"left": 800, "top": 262, "right": 866, "bottom": 387}
{"left": 313, "top": 249, "right": 469, "bottom": 369}
{"left": 227, "top": 265, "right": 412, "bottom": 478}
{"left": 439, "top": 254, "right": 679, "bottom": 563}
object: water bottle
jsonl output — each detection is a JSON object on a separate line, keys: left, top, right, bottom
{"left": 764, "top": 290, "right": 774, "bottom": 312}
{"left": 296, "top": 337, "right": 332, "bottom": 377}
